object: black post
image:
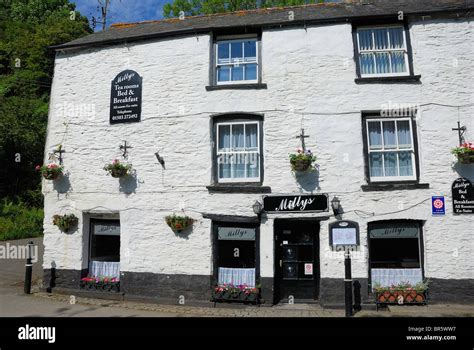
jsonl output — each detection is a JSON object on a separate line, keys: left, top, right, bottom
{"left": 344, "top": 249, "right": 353, "bottom": 317}
{"left": 24, "top": 241, "right": 34, "bottom": 294}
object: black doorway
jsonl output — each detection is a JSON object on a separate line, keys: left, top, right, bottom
{"left": 274, "top": 219, "right": 320, "bottom": 304}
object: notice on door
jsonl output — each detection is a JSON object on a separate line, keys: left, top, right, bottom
{"left": 304, "top": 263, "right": 313, "bottom": 275}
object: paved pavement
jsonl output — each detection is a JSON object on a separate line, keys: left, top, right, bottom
{"left": 1, "top": 238, "right": 473, "bottom": 317}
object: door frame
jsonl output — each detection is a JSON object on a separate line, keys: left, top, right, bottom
{"left": 273, "top": 218, "right": 321, "bottom": 304}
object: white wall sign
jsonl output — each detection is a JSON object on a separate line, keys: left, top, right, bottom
{"left": 332, "top": 228, "right": 357, "bottom": 245}
{"left": 218, "top": 227, "right": 256, "bottom": 241}
{"left": 329, "top": 220, "right": 360, "bottom": 247}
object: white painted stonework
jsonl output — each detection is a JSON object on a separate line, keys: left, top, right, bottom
{"left": 43, "top": 16, "right": 473, "bottom": 290}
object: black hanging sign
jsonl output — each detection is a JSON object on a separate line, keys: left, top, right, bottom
{"left": 263, "top": 194, "right": 328, "bottom": 213}
{"left": 110, "top": 70, "right": 142, "bottom": 124}
{"left": 452, "top": 177, "right": 474, "bottom": 214}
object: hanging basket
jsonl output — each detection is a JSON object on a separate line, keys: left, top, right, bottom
{"left": 452, "top": 143, "right": 474, "bottom": 164}
{"left": 52, "top": 214, "right": 78, "bottom": 232}
{"left": 290, "top": 158, "right": 313, "bottom": 172}
{"left": 36, "top": 164, "right": 63, "bottom": 180}
{"left": 103, "top": 159, "right": 133, "bottom": 178}
{"left": 457, "top": 153, "right": 474, "bottom": 164}
{"left": 165, "top": 215, "right": 194, "bottom": 233}
{"left": 289, "top": 149, "right": 317, "bottom": 172}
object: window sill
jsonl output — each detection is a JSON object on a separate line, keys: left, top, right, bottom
{"left": 355, "top": 75, "right": 421, "bottom": 84}
{"left": 207, "top": 184, "right": 271, "bottom": 193}
{"left": 206, "top": 83, "right": 267, "bottom": 91}
{"left": 361, "top": 183, "right": 430, "bottom": 192}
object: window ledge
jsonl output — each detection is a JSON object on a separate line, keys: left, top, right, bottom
{"left": 355, "top": 75, "right": 421, "bottom": 84}
{"left": 207, "top": 184, "right": 271, "bottom": 193}
{"left": 361, "top": 183, "right": 430, "bottom": 192}
{"left": 206, "top": 83, "right": 267, "bottom": 91}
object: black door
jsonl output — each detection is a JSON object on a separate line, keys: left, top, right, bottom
{"left": 274, "top": 219, "right": 320, "bottom": 303}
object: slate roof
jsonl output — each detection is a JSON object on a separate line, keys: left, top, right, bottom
{"left": 53, "top": 0, "right": 474, "bottom": 50}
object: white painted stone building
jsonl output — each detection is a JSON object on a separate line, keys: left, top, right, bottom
{"left": 42, "top": 0, "right": 474, "bottom": 307}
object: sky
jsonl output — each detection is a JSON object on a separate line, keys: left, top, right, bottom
{"left": 73, "top": 0, "right": 169, "bottom": 30}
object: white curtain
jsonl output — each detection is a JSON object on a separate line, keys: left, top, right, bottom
{"left": 218, "top": 267, "right": 255, "bottom": 287}
{"left": 89, "top": 261, "right": 120, "bottom": 280}
{"left": 371, "top": 268, "right": 422, "bottom": 288}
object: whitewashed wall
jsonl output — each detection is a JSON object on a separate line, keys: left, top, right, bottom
{"left": 43, "top": 18, "right": 473, "bottom": 283}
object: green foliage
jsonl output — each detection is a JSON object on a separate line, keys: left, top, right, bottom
{"left": 0, "top": 200, "right": 44, "bottom": 241}
{"left": 165, "top": 214, "right": 194, "bottom": 231}
{"left": 0, "top": 0, "right": 91, "bottom": 205}
{"left": 52, "top": 213, "right": 78, "bottom": 232}
{"left": 163, "top": 0, "right": 326, "bottom": 18}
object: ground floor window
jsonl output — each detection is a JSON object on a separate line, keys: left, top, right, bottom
{"left": 214, "top": 224, "right": 258, "bottom": 287}
{"left": 369, "top": 220, "right": 423, "bottom": 288}
{"left": 89, "top": 219, "right": 120, "bottom": 279}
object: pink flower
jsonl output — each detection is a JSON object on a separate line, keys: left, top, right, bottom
{"left": 113, "top": 159, "right": 119, "bottom": 164}
{"left": 35, "top": 165, "right": 41, "bottom": 171}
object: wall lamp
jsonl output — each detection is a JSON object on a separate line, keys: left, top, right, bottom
{"left": 252, "top": 200, "right": 263, "bottom": 216}
{"left": 331, "top": 196, "right": 341, "bottom": 217}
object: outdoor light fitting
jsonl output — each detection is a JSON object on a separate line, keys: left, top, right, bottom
{"left": 252, "top": 200, "right": 263, "bottom": 215}
{"left": 331, "top": 196, "right": 341, "bottom": 217}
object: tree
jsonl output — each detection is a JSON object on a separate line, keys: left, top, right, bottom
{"left": 0, "top": 0, "right": 92, "bottom": 206}
{"left": 163, "top": 0, "right": 326, "bottom": 18}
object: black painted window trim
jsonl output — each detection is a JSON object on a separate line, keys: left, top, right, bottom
{"left": 367, "top": 219, "right": 425, "bottom": 294}
{"left": 352, "top": 19, "right": 419, "bottom": 83}
{"left": 210, "top": 113, "right": 266, "bottom": 191}
{"left": 211, "top": 221, "right": 261, "bottom": 288}
{"left": 361, "top": 111, "right": 422, "bottom": 187}
{"left": 208, "top": 31, "right": 264, "bottom": 88}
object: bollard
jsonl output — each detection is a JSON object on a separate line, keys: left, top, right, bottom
{"left": 344, "top": 249, "right": 353, "bottom": 317}
{"left": 24, "top": 241, "right": 34, "bottom": 294}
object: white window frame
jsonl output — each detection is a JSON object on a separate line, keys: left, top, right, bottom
{"left": 357, "top": 25, "right": 410, "bottom": 78}
{"left": 366, "top": 117, "right": 417, "bottom": 182}
{"left": 215, "top": 37, "right": 259, "bottom": 85}
{"left": 216, "top": 121, "right": 260, "bottom": 183}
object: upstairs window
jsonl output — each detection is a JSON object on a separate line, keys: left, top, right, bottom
{"left": 356, "top": 26, "right": 410, "bottom": 77}
{"left": 365, "top": 117, "right": 417, "bottom": 182}
{"left": 215, "top": 37, "right": 258, "bottom": 84}
{"left": 216, "top": 121, "right": 260, "bottom": 182}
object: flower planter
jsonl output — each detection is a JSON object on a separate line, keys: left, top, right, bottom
{"left": 375, "top": 290, "right": 428, "bottom": 307}
{"left": 165, "top": 215, "right": 194, "bottom": 233}
{"left": 289, "top": 148, "right": 317, "bottom": 172}
{"left": 52, "top": 214, "right": 78, "bottom": 233}
{"left": 80, "top": 277, "right": 120, "bottom": 292}
{"left": 452, "top": 143, "right": 474, "bottom": 164}
{"left": 36, "top": 164, "right": 63, "bottom": 180}
{"left": 290, "top": 159, "right": 312, "bottom": 172}
{"left": 211, "top": 285, "right": 260, "bottom": 305}
{"left": 457, "top": 153, "right": 474, "bottom": 164}
{"left": 104, "top": 159, "right": 132, "bottom": 178}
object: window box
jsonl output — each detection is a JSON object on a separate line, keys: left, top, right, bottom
{"left": 452, "top": 143, "right": 474, "bottom": 164}
{"left": 373, "top": 281, "right": 429, "bottom": 309}
{"left": 80, "top": 277, "right": 120, "bottom": 292}
{"left": 211, "top": 284, "right": 260, "bottom": 304}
